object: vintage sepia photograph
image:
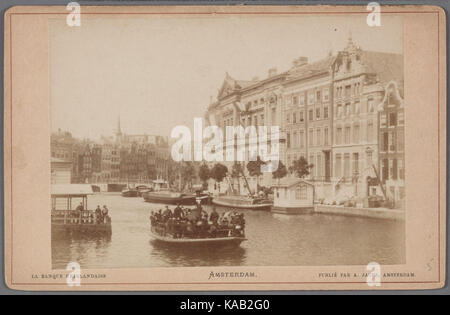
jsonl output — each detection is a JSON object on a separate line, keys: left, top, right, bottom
{"left": 49, "top": 13, "right": 406, "bottom": 269}
{"left": 4, "top": 3, "right": 446, "bottom": 292}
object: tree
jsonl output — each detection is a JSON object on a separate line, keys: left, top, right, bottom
{"left": 198, "top": 163, "right": 211, "bottom": 189}
{"left": 246, "top": 156, "right": 266, "bottom": 187}
{"left": 289, "top": 156, "right": 314, "bottom": 179}
{"left": 210, "top": 163, "right": 228, "bottom": 191}
{"left": 272, "top": 160, "right": 288, "bottom": 184}
{"left": 180, "top": 161, "right": 196, "bottom": 191}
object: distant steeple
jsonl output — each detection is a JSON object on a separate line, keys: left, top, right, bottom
{"left": 346, "top": 30, "right": 358, "bottom": 52}
{"left": 116, "top": 115, "right": 122, "bottom": 136}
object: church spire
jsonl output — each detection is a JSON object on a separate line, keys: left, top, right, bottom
{"left": 116, "top": 115, "right": 122, "bottom": 136}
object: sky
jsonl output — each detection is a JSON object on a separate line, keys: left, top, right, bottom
{"left": 50, "top": 14, "right": 403, "bottom": 140}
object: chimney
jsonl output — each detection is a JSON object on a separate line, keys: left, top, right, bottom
{"left": 268, "top": 67, "right": 277, "bottom": 77}
{"left": 252, "top": 76, "right": 259, "bottom": 81}
{"left": 297, "top": 57, "right": 308, "bottom": 67}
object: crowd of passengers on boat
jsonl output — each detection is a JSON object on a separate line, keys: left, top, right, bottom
{"left": 150, "top": 204, "right": 246, "bottom": 239}
{"left": 63, "top": 202, "right": 112, "bottom": 225}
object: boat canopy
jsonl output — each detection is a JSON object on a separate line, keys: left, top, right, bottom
{"left": 51, "top": 184, "right": 93, "bottom": 197}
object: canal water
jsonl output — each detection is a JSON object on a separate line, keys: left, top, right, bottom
{"left": 52, "top": 193, "right": 405, "bottom": 269}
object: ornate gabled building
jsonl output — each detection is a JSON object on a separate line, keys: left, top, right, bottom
{"left": 330, "top": 36, "right": 403, "bottom": 202}
{"left": 378, "top": 80, "right": 405, "bottom": 206}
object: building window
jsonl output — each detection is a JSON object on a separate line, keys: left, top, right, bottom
{"left": 337, "top": 104, "right": 343, "bottom": 117}
{"left": 345, "top": 103, "right": 351, "bottom": 116}
{"left": 293, "top": 131, "right": 298, "bottom": 148}
{"left": 392, "top": 159, "right": 398, "bottom": 180}
{"left": 299, "top": 111, "right": 304, "bottom": 122}
{"left": 323, "top": 88, "right": 329, "bottom": 101}
{"left": 345, "top": 85, "right": 351, "bottom": 97}
{"left": 344, "top": 154, "right": 350, "bottom": 179}
{"left": 293, "top": 112, "right": 297, "bottom": 124}
{"left": 324, "top": 127, "right": 329, "bottom": 146}
{"left": 335, "top": 154, "right": 342, "bottom": 178}
{"left": 316, "top": 129, "right": 321, "bottom": 146}
{"left": 398, "top": 111, "right": 404, "bottom": 125}
{"left": 300, "top": 130, "right": 305, "bottom": 148}
{"left": 367, "top": 120, "right": 374, "bottom": 142}
{"left": 389, "top": 112, "right": 397, "bottom": 126}
{"left": 366, "top": 150, "right": 373, "bottom": 166}
{"left": 309, "top": 110, "right": 314, "bottom": 121}
{"left": 354, "top": 102, "right": 360, "bottom": 115}
{"left": 336, "top": 127, "right": 342, "bottom": 145}
{"left": 323, "top": 106, "right": 329, "bottom": 119}
{"left": 299, "top": 95, "right": 305, "bottom": 106}
{"left": 317, "top": 153, "right": 323, "bottom": 177}
{"left": 271, "top": 108, "right": 276, "bottom": 126}
{"left": 309, "top": 129, "right": 314, "bottom": 147}
{"left": 352, "top": 153, "right": 359, "bottom": 175}
{"left": 353, "top": 124, "right": 360, "bottom": 143}
{"left": 316, "top": 90, "right": 321, "bottom": 102}
{"left": 293, "top": 95, "right": 298, "bottom": 106}
{"left": 382, "top": 159, "right": 389, "bottom": 182}
{"left": 368, "top": 98, "right": 375, "bottom": 113}
{"left": 295, "top": 186, "right": 307, "bottom": 200}
{"left": 308, "top": 92, "right": 315, "bottom": 105}
{"left": 398, "top": 130, "right": 404, "bottom": 151}
{"left": 287, "top": 132, "right": 291, "bottom": 149}
{"left": 389, "top": 132, "right": 396, "bottom": 151}
{"left": 345, "top": 126, "right": 351, "bottom": 144}
{"left": 316, "top": 107, "right": 321, "bottom": 119}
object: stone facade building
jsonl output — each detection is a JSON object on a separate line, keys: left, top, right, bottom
{"left": 378, "top": 80, "right": 405, "bottom": 206}
{"left": 51, "top": 118, "right": 170, "bottom": 184}
{"left": 204, "top": 37, "right": 404, "bottom": 205}
{"left": 330, "top": 37, "right": 403, "bottom": 202}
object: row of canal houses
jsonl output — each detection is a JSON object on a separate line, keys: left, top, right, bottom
{"left": 204, "top": 36, "right": 404, "bottom": 206}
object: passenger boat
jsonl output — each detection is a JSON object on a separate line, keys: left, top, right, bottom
{"left": 150, "top": 215, "right": 246, "bottom": 247}
{"left": 142, "top": 190, "right": 197, "bottom": 205}
{"left": 136, "top": 185, "right": 152, "bottom": 197}
{"left": 121, "top": 187, "right": 139, "bottom": 197}
{"left": 150, "top": 228, "right": 246, "bottom": 247}
{"left": 51, "top": 184, "right": 112, "bottom": 235}
{"left": 212, "top": 195, "right": 273, "bottom": 211}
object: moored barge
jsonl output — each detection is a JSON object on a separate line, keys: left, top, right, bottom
{"left": 212, "top": 195, "right": 273, "bottom": 211}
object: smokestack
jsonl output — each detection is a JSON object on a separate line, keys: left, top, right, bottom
{"left": 293, "top": 56, "right": 308, "bottom": 67}
{"left": 268, "top": 67, "right": 277, "bottom": 77}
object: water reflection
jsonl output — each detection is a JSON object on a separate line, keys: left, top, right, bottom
{"left": 150, "top": 240, "right": 247, "bottom": 266}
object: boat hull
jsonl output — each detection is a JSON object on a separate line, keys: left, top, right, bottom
{"left": 150, "top": 231, "right": 246, "bottom": 247}
{"left": 142, "top": 192, "right": 197, "bottom": 205}
{"left": 121, "top": 190, "right": 139, "bottom": 197}
{"left": 212, "top": 197, "right": 272, "bottom": 211}
{"left": 51, "top": 223, "right": 112, "bottom": 235}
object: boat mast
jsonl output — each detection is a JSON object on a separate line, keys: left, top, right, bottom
{"left": 240, "top": 166, "right": 253, "bottom": 196}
